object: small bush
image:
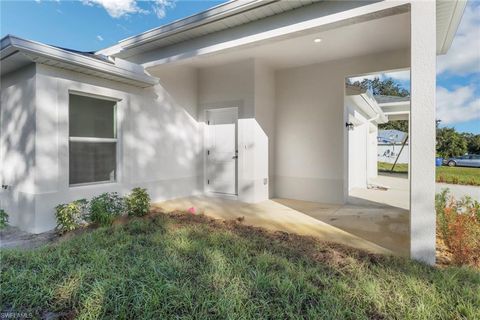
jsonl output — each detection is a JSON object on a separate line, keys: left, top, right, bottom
{"left": 89, "top": 192, "right": 125, "bottom": 227}
{"left": 0, "top": 209, "right": 9, "bottom": 229}
{"left": 435, "top": 189, "right": 480, "bottom": 267}
{"left": 55, "top": 199, "right": 88, "bottom": 234}
{"left": 125, "top": 187, "right": 151, "bottom": 217}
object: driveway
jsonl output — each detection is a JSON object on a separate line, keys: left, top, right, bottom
{"left": 154, "top": 196, "right": 409, "bottom": 256}
{"left": 436, "top": 183, "right": 480, "bottom": 201}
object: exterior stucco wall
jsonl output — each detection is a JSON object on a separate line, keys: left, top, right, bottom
{"left": 254, "top": 61, "right": 276, "bottom": 198}
{"left": 197, "top": 59, "right": 271, "bottom": 203}
{"left": 4, "top": 63, "right": 202, "bottom": 233}
{"left": 198, "top": 59, "right": 255, "bottom": 119}
{"left": 0, "top": 64, "right": 37, "bottom": 230}
{"left": 409, "top": 1, "right": 436, "bottom": 264}
{"left": 274, "top": 49, "right": 409, "bottom": 204}
{"left": 367, "top": 128, "right": 378, "bottom": 179}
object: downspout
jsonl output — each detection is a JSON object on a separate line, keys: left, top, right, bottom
{"left": 364, "top": 113, "right": 379, "bottom": 187}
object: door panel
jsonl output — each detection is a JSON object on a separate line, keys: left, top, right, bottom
{"left": 206, "top": 108, "right": 237, "bottom": 195}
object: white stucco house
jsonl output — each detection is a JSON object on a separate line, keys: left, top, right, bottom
{"left": 0, "top": 0, "right": 466, "bottom": 264}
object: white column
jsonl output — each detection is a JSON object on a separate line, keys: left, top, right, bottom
{"left": 410, "top": 0, "right": 436, "bottom": 265}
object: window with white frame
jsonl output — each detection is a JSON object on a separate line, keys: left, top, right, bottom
{"left": 69, "top": 94, "right": 117, "bottom": 185}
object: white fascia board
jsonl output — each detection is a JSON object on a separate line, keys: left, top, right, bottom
{"left": 379, "top": 102, "right": 410, "bottom": 115}
{"left": 1, "top": 35, "right": 158, "bottom": 86}
{"left": 437, "top": 0, "right": 467, "bottom": 55}
{"left": 347, "top": 92, "right": 388, "bottom": 124}
{"left": 141, "top": 0, "right": 410, "bottom": 68}
{"left": 97, "top": 0, "right": 276, "bottom": 56}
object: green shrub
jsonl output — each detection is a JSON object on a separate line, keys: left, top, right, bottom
{"left": 55, "top": 199, "right": 88, "bottom": 234}
{"left": 125, "top": 187, "right": 151, "bottom": 217}
{"left": 0, "top": 209, "right": 9, "bottom": 229}
{"left": 89, "top": 192, "right": 125, "bottom": 227}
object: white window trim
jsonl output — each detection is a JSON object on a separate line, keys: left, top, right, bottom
{"left": 68, "top": 94, "right": 119, "bottom": 187}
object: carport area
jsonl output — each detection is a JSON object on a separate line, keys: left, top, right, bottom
{"left": 153, "top": 193, "right": 409, "bottom": 256}
{"left": 145, "top": 1, "right": 437, "bottom": 263}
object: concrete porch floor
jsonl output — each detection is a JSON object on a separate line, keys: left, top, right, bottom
{"left": 153, "top": 192, "right": 409, "bottom": 256}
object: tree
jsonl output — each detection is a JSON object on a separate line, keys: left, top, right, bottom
{"left": 348, "top": 76, "right": 410, "bottom": 132}
{"left": 378, "top": 120, "right": 408, "bottom": 132}
{"left": 436, "top": 127, "right": 468, "bottom": 158}
{"left": 462, "top": 133, "right": 480, "bottom": 154}
{"left": 350, "top": 77, "right": 410, "bottom": 97}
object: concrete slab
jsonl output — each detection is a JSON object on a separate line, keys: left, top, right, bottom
{"left": 153, "top": 196, "right": 408, "bottom": 256}
{"left": 274, "top": 198, "right": 409, "bottom": 256}
{"left": 349, "top": 174, "right": 410, "bottom": 210}
{"left": 436, "top": 183, "right": 480, "bottom": 201}
{"left": 0, "top": 226, "right": 56, "bottom": 249}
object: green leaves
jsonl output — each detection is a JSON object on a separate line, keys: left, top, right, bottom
{"left": 54, "top": 188, "right": 151, "bottom": 232}
{"left": 89, "top": 192, "right": 125, "bottom": 227}
{"left": 125, "top": 187, "right": 151, "bottom": 217}
{"left": 436, "top": 127, "right": 468, "bottom": 158}
{"left": 55, "top": 199, "right": 88, "bottom": 234}
{"left": 0, "top": 209, "right": 9, "bottom": 229}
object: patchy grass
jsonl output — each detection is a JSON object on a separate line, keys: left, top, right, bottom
{"left": 378, "top": 161, "right": 408, "bottom": 174}
{"left": 436, "top": 166, "right": 480, "bottom": 186}
{"left": 1, "top": 212, "right": 479, "bottom": 319}
{"left": 378, "top": 162, "right": 480, "bottom": 186}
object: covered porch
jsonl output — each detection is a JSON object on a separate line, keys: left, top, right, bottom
{"left": 136, "top": 1, "right": 437, "bottom": 263}
{"left": 153, "top": 191, "right": 409, "bottom": 256}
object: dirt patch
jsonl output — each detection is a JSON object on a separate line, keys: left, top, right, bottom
{"left": 160, "top": 210, "right": 388, "bottom": 268}
{"left": 0, "top": 227, "right": 57, "bottom": 250}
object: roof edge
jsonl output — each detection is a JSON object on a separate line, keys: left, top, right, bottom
{"left": 1, "top": 35, "right": 158, "bottom": 87}
{"left": 437, "top": 0, "right": 467, "bottom": 55}
{"left": 96, "top": 0, "right": 278, "bottom": 56}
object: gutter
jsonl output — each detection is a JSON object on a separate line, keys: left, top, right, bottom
{"left": 1, "top": 35, "right": 158, "bottom": 87}
{"left": 97, "top": 0, "right": 280, "bottom": 56}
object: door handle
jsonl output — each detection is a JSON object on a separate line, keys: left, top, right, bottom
{"left": 232, "top": 155, "right": 238, "bottom": 159}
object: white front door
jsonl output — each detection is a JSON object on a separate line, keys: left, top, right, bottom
{"left": 206, "top": 108, "right": 238, "bottom": 195}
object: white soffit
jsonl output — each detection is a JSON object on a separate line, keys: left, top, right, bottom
{"left": 152, "top": 12, "right": 410, "bottom": 70}
{"left": 436, "top": 0, "right": 467, "bottom": 55}
{"left": 100, "top": 0, "right": 466, "bottom": 60}
{"left": 97, "top": 0, "right": 318, "bottom": 58}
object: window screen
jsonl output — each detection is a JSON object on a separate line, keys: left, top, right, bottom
{"left": 69, "top": 94, "right": 117, "bottom": 185}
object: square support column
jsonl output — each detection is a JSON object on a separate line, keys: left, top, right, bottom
{"left": 410, "top": 1, "right": 436, "bottom": 265}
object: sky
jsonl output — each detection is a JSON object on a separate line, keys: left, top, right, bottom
{"left": 1, "top": 0, "right": 479, "bottom": 134}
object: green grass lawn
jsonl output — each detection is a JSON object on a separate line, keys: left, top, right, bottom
{"left": 378, "top": 162, "right": 480, "bottom": 186}
{"left": 1, "top": 213, "right": 479, "bottom": 319}
{"left": 436, "top": 166, "right": 480, "bottom": 186}
{"left": 378, "top": 161, "right": 408, "bottom": 174}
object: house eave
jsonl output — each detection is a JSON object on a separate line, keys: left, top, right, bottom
{"left": 436, "top": 0, "right": 467, "bottom": 55}
{"left": 1, "top": 35, "right": 158, "bottom": 87}
{"left": 96, "top": 0, "right": 317, "bottom": 58}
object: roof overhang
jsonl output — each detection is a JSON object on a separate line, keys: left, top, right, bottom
{"left": 98, "top": 0, "right": 466, "bottom": 62}
{"left": 436, "top": 0, "right": 467, "bottom": 55}
{"left": 379, "top": 101, "right": 410, "bottom": 121}
{"left": 346, "top": 85, "right": 388, "bottom": 125}
{"left": 1, "top": 35, "right": 158, "bottom": 87}
{"left": 97, "top": 0, "right": 316, "bottom": 58}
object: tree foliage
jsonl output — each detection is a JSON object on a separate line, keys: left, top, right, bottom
{"left": 347, "top": 76, "right": 479, "bottom": 155}
{"left": 349, "top": 77, "right": 410, "bottom": 132}
{"left": 350, "top": 77, "right": 410, "bottom": 97}
{"left": 378, "top": 120, "right": 408, "bottom": 132}
{"left": 436, "top": 127, "right": 468, "bottom": 158}
{"left": 462, "top": 133, "right": 480, "bottom": 155}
